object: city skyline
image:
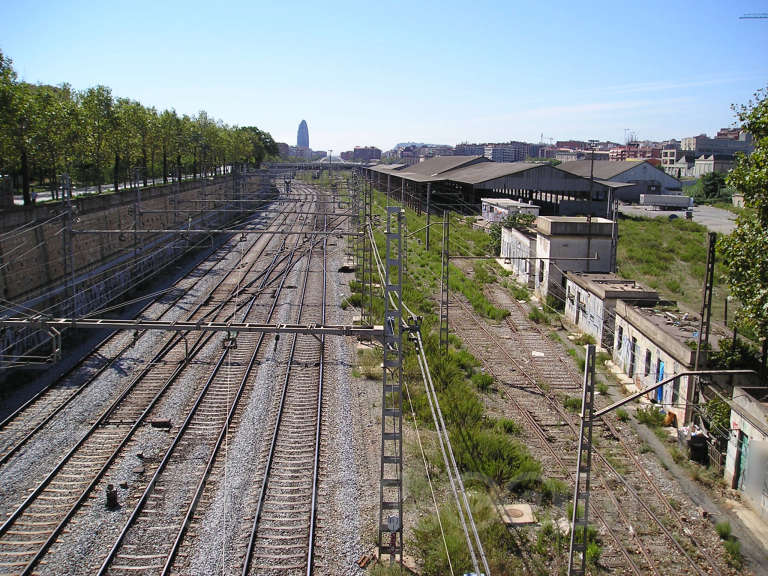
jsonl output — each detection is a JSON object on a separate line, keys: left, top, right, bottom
{"left": 1, "top": 1, "right": 766, "bottom": 152}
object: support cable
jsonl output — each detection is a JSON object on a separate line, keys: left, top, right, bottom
{"left": 403, "top": 375, "right": 455, "bottom": 575}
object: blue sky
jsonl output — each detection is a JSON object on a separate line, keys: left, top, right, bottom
{"left": 1, "top": 0, "right": 767, "bottom": 152}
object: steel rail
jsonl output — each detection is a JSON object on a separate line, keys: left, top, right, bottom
{"left": 457, "top": 294, "right": 713, "bottom": 575}
{"left": 101, "top": 228, "right": 305, "bottom": 575}
{"left": 0, "top": 209, "right": 293, "bottom": 466}
{"left": 450, "top": 298, "right": 644, "bottom": 575}
{"left": 241, "top": 218, "right": 318, "bottom": 576}
{"left": 0, "top": 205, "right": 306, "bottom": 542}
{"left": 306, "top": 211, "right": 327, "bottom": 576}
{"left": 159, "top": 230, "right": 309, "bottom": 575}
{"left": 13, "top": 209, "right": 314, "bottom": 575}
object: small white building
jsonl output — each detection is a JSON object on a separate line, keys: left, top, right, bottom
{"left": 481, "top": 198, "right": 540, "bottom": 223}
{"left": 724, "top": 387, "right": 768, "bottom": 521}
{"left": 534, "top": 216, "right": 613, "bottom": 302}
{"left": 501, "top": 225, "right": 537, "bottom": 288}
{"left": 613, "top": 301, "right": 706, "bottom": 425}
{"left": 564, "top": 273, "right": 657, "bottom": 350}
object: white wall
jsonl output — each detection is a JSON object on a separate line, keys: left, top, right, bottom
{"left": 613, "top": 313, "right": 690, "bottom": 425}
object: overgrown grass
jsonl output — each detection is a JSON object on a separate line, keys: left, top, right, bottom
{"left": 617, "top": 215, "right": 731, "bottom": 318}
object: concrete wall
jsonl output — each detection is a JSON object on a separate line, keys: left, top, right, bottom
{"left": 564, "top": 280, "right": 610, "bottom": 348}
{"left": 500, "top": 227, "right": 535, "bottom": 288}
{"left": 0, "top": 172, "right": 272, "bottom": 359}
{"left": 724, "top": 388, "right": 768, "bottom": 520}
{"left": 612, "top": 304, "right": 693, "bottom": 425}
{"left": 535, "top": 235, "right": 612, "bottom": 301}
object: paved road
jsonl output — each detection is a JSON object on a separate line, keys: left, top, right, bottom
{"left": 619, "top": 204, "right": 737, "bottom": 234}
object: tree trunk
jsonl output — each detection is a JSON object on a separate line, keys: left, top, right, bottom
{"left": 21, "top": 149, "right": 32, "bottom": 205}
{"left": 142, "top": 147, "right": 148, "bottom": 187}
{"left": 163, "top": 147, "right": 168, "bottom": 184}
{"left": 113, "top": 151, "right": 119, "bottom": 194}
{"left": 176, "top": 154, "right": 182, "bottom": 182}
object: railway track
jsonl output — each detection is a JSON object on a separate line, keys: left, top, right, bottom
{"left": 0, "top": 208, "right": 291, "bottom": 467}
{"left": 449, "top": 287, "right": 731, "bottom": 575}
{"left": 240, "top": 211, "right": 328, "bottom": 575}
{"left": 0, "top": 186, "right": 326, "bottom": 575}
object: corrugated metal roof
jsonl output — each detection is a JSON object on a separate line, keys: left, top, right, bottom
{"left": 558, "top": 160, "right": 651, "bottom": 179}
{"left": 397, "top": 155, "right": 488, "bottom": 177}
{"left": 440, "top": 161, "right": 541, "bottom": 184}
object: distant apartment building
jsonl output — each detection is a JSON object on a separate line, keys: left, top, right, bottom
{"left": 276, "top": 142, "right": 290, "bottom": 158}
{"left": 681, "top": 130, "right": 754, "bottom": 156}
{"left": 352, "top": 146, "right": 382, "bottom": 162}
{"left": 609, "top": 143, "right": 661, "bottom": 162}
{"left": 455, "top": 143, "right": 485, "bottom": 156}
{"left": 483, "top": 142, "right": 528, "bottom": 162}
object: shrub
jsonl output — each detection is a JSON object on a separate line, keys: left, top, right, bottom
{"left": 529, "top": 307, "right": 547, "bottom": 324}
{"left": 451, "top": 427, "right": 541, "bottom": 490}
{"left": 563, "top": 396, "right": 582, "bottom": 412}
{"left": 715, "top": 521, "right": 732, "bottom": 540}
{"left": 540, "top": 478, "right": 569, "bottom": 504}
{"left": 471, "top": 371, "right": 494, "bottom": 392}
{"left": 724, "top": 538, "right": 742, "bottom": 568}
{"left": 493, "top": 417, "right": 522, "bottom": 436}
{"left": 597, "top": 382, "right": 608, "bottom": 395}
{"left": 586, "top": 541, "right": 602, "bottom": 566}
{"left": 636, "top": 405, "right": 666, "bottom": 428}
{"left": 573, "top": 333, "right": 596, "bottom": 346}
{"left": 616, "top": 408, "right": 629, "bottom": 422}
{"left": 546, "top": 293, "right": 564, "bottom": 312}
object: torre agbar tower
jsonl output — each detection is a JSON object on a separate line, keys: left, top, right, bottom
{"left": 297, "top": 119, "right": 309, "bottom": 148}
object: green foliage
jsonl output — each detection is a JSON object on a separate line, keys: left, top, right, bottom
{"left": 709, "top": 337, "right": 761, "bottom": 370}
{"left": 540, "top": 478, "right": 569, "bottom": 504}
{"left": 449, "top": 265, "right": 510, "bottom": 320}
{"left": 563, "top": 396, "right": 582, "bottom": 412}
{"left": 505, "top": 279, "right": 530, "bottom": 301}
{"left": 451, "top": 426, "right": 541, "bottom": 489}
{"left": 492, "top": 417, "right": 522, "bottom": 436}
{"left": 719, "top": 217, "right": 768, "bottom": 342}
{"left": 413, "top": 493, "right": 523, "bottom": 576}
{"left": 616, "top": 408, "right": 630, "bottom": 422}
{"left": 597, "top": 382, "right": 608, "bottom": 395}
{"left": 471, "top": 371, "right": 495, "bottom": 392}
{"left": 705, "top": 398, "right": 731, "bottom": 435}
{"left": 0, "top": 49, "right": 277, "bottom": 204}
{"left": 715, "top": 521, "right": 732, "bottom": 540}
{"left": 721, "top": 85, "right": 768, "bottom": 341}
{"left": 546, "top": 293, "right": 564, "bottom": 312}
{"left": 528, "top": 307, "right": 548, "bottom": 324}
{"left": 636, "top": 405, "right": 666, "bottom": 428}
{"left": 572, "top": 333, "right": 596, "bottom": 346}
{"left": 688, "top": 172, "right": 730, "bottom": 203}
{"left": 723, "top": 537, "right": 742, "bottom": 568}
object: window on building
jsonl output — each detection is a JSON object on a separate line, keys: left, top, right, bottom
{"left": 539, "top": 260, "right": 544, "bottom": 283}
{"left": 644, "top": 350, "right": 652, "bottom": 376}
{"left": 617, "top": 326, "right": 623, "bottom": 350}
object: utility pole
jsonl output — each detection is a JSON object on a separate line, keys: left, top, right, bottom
{"left": 690, "top": 232, "right": 717, "bottom": 423}
{"left": 568, "top": 344, "right": 596, "bottom": 576}
{"left": 426, "top": 182, "right": 432, "bottom": 250}
{"left": 378, "top": 206, "right": 404, "bottom": 567}
{"left": 439, "top": 212, "right": 450, "bottom": 354}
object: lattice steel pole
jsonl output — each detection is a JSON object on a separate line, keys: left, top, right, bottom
{"left": 439, "top": 211, "right": 450, "bottom": 354}
{"left": 568, "top": 344, "right": 596, "bottom": 576}
{"left": 378, "top": 206, "right": 404, "bottom": 566}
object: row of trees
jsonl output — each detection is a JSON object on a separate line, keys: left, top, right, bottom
{"left": 0, "top": 50, "right": 278, "bottom": 205}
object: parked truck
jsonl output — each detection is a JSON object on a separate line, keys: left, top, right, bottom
{"left": 639, "top": 194, "right": 694, "bottom": 210}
